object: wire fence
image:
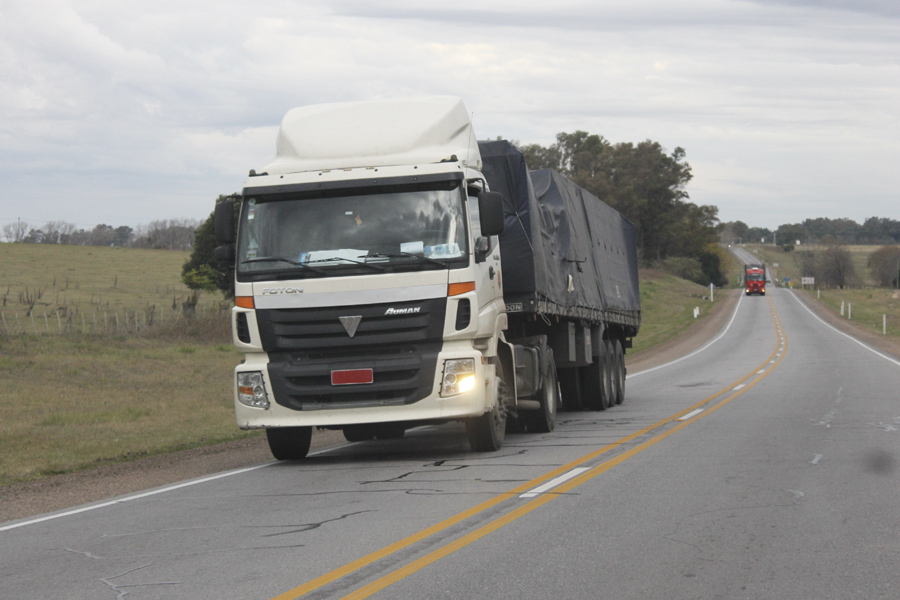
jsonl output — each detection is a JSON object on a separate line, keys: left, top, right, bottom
{"left": 0, "top": 302, "right": 229, "bottom": 337}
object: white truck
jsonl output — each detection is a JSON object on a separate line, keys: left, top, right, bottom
{"left": 214, "top": 97, "right": 640, "bottom": 459}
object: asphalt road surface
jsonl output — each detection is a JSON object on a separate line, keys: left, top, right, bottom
{"left": 2, "top": 284, "right": 899, "bottom": 599}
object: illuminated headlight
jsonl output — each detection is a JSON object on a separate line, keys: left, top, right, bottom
{"left": 237, "top": 371, "right": 270, "bottom": 408}
{"left": 441, "top": 359, "right": 476, "bottom": 397}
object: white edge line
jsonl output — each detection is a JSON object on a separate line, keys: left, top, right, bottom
{"left": 0, "top": 461, "right": 278, "bottom": 532}
{"left": 520, "top": 468, "right": 591, "bottom": 498}
{"left": 1, "top": 434, "right": 350, "bottom": 532}
{"left": 628, "top": 291, "right": 744, "bottom": 379}
{"left": 788, "top": 291, "right": 900, "bottom": 368}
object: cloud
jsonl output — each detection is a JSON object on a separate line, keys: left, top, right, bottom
{"left": 0, "top": 0, "right": 898, "bottom": 231}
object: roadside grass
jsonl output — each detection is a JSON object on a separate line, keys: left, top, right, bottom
{"left": 2, "top": 244, "right": 737, "bottom": 487}
{"left": 629, "top": 269, "right": 722, "bottom": 357}
{"left": 0, "top": 316, "right": 258, "bottom": 486}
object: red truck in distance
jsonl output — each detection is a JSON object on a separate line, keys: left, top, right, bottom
{"left": 744, "top": 264, "right": 766, "bottom": 296}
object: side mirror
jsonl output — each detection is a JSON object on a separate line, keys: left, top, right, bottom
{"left": 214, "top": 197, "right": 236, "bottom": 244}
{"left": 477, "top": 191, "right": 505, "bottom": 237}
{"left": 214, "top": 244, "right": 235, "bottom": 265}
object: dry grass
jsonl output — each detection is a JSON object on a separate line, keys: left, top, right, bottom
{"left": 0, "top": 243, "right": 250, "bottom": 486}
{"left": 0, "top": 243, "right": 225, "bottom": 334}
{"left": 0, "top": 329, "right": 256, "bottom": 486}
{"left": 630, "top": 269, "right": 721, "bottom": 357}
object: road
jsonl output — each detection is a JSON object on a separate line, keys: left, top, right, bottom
{"left": 2, "top": 282, "right": 899, "bottom": 599}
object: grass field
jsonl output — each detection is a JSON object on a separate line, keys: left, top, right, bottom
{"left": 0, "top": 243, "right": 223, "bottom": 334}
{"left": 1, "top": 242, "right": 740, "bottom": 486}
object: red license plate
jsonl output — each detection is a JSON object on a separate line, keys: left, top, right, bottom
{"left": 331, "top": 369, "right": 374, "bottom": 386}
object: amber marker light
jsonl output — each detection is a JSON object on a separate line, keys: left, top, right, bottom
{"left": 448, "top": 282, "right": 475, "bottom": 296}
{"left": 235, "top": 296, "right": 255, "bottom": 309}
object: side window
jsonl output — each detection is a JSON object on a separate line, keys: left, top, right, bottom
{"left": 467, "top": 189, "right": 492, "bottom": 252}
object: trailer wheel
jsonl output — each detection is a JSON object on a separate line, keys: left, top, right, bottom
{"left": 266, "top": 427, "right": 313, "bottom": 460}
{"left": 557, "top": 368, "right": 583, "bottom": 411}
{"left": 582, "top": 341, "right": 613, "bottom": 411}
{"left": 524, "top": 355, "right": 558, "bottom": 433}
{"left": 612, "top": 338, "right": 626, "bottom": 405}
{"left": 466, "top": 364, "right": 509, "bottom": 452}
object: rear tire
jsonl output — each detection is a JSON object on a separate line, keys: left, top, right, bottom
{"left": 582, "top": 340, "right": 613, "bottom": 411}
{"left": 557, "top": 367, "right": 583, "bottom": 411}
{"left": 612, "top": 338, "right": 626, "bottom": 405}
{"left": 266, "top": 427, "right": 313, "bottom": 460}
{"left": 466, "top": 364, "right": 509, "bottom": 452}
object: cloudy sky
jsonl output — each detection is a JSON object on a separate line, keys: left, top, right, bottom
{"left": 2, "top": 0, "right": 898, "bottom": 234}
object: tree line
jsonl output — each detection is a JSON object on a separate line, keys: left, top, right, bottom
{"left": 721, "top": 217, "right": 900, "bottom": 248}
{"left": 722, "top": 217, "right": 900, "bottom": 290}
{"left": 2, "top": 219, "right": 201, "bottom": 250}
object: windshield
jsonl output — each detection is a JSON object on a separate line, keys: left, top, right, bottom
{"left": 237, "top": 180, "right": 468, "bottom": 278}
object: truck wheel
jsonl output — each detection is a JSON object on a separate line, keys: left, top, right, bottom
{"left": 266, "top": 427, "right": 313, "bottom": 460}
{"left": 466, "top": 364, "right": 509, "bottom": 452}
{"left": 557, "top": 368, "right": 583, "bottom": 411}
{"left": 612, "top": 339, "right": 626, "bottom": 405}
{"left": 343, "top": 425, "right": 376, "bottom": 442}
{"left": 582, "top": 342, "right": 612, "bottom": 411}
{"left": 373, "top": 423, "right": 406, "bottom": 440}
{"left": 524, "top": 356, "right": 558, "bottom": 433}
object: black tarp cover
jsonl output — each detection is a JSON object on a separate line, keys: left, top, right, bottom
{"left": 478, "top": 140, "right": 640, "bottom": 328}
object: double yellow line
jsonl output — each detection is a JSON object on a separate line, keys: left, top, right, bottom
{"left": 273, "top": 296, "right": 787, "bottom": 600}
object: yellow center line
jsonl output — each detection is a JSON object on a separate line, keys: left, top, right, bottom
{"left": 272, "top": 295, "right": 787, "bottom": 600}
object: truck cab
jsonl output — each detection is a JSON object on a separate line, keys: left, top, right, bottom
{"left": 215, "top": 97, "right": 514, "bottom": 458}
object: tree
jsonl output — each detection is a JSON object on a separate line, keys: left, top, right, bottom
{"left": 818, "top": 240, "right": 857, "bottom": 289}
{"left": 182, "top": 198, "right": 236, "bottom": 298}
{"left": 134, "top": 219, "right": 199, "bottom": 250}
{"left": 775, "top": 223, "right": 809, "bottom": 246}
{"left": 867, "top": 245, "right": 900, "bottom": 288}
{"left": 2, "top": 220, "right": 29, "bottom": 243}
{"left": 720, "top": 220, "right": 749, "bottom": 244}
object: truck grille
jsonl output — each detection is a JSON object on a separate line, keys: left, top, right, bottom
{"left": 256, "top": 298, "right": 446, "bottom": 410}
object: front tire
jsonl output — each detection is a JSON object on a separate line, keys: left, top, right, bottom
{"left": 266, "top": 427, "right": 313, "bottom": 460}
{"left": 466, "top": 364, "right": 509, "bottom": 452}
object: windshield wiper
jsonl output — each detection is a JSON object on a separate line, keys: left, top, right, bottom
{"left": 364, "top": 252, "right": 449, "bottom": 269}
{"left": 241, "top": 256, "right": 326, "bottom": 274}
{"left": 307, "top": 256, "right": 385, "bottom": 272}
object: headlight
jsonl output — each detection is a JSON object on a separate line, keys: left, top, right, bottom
{"left": 441, "top": 359, "right": 476, "bottom": 397}
{"left": 237, "top": 371, "right": 270, "bottom": 408}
